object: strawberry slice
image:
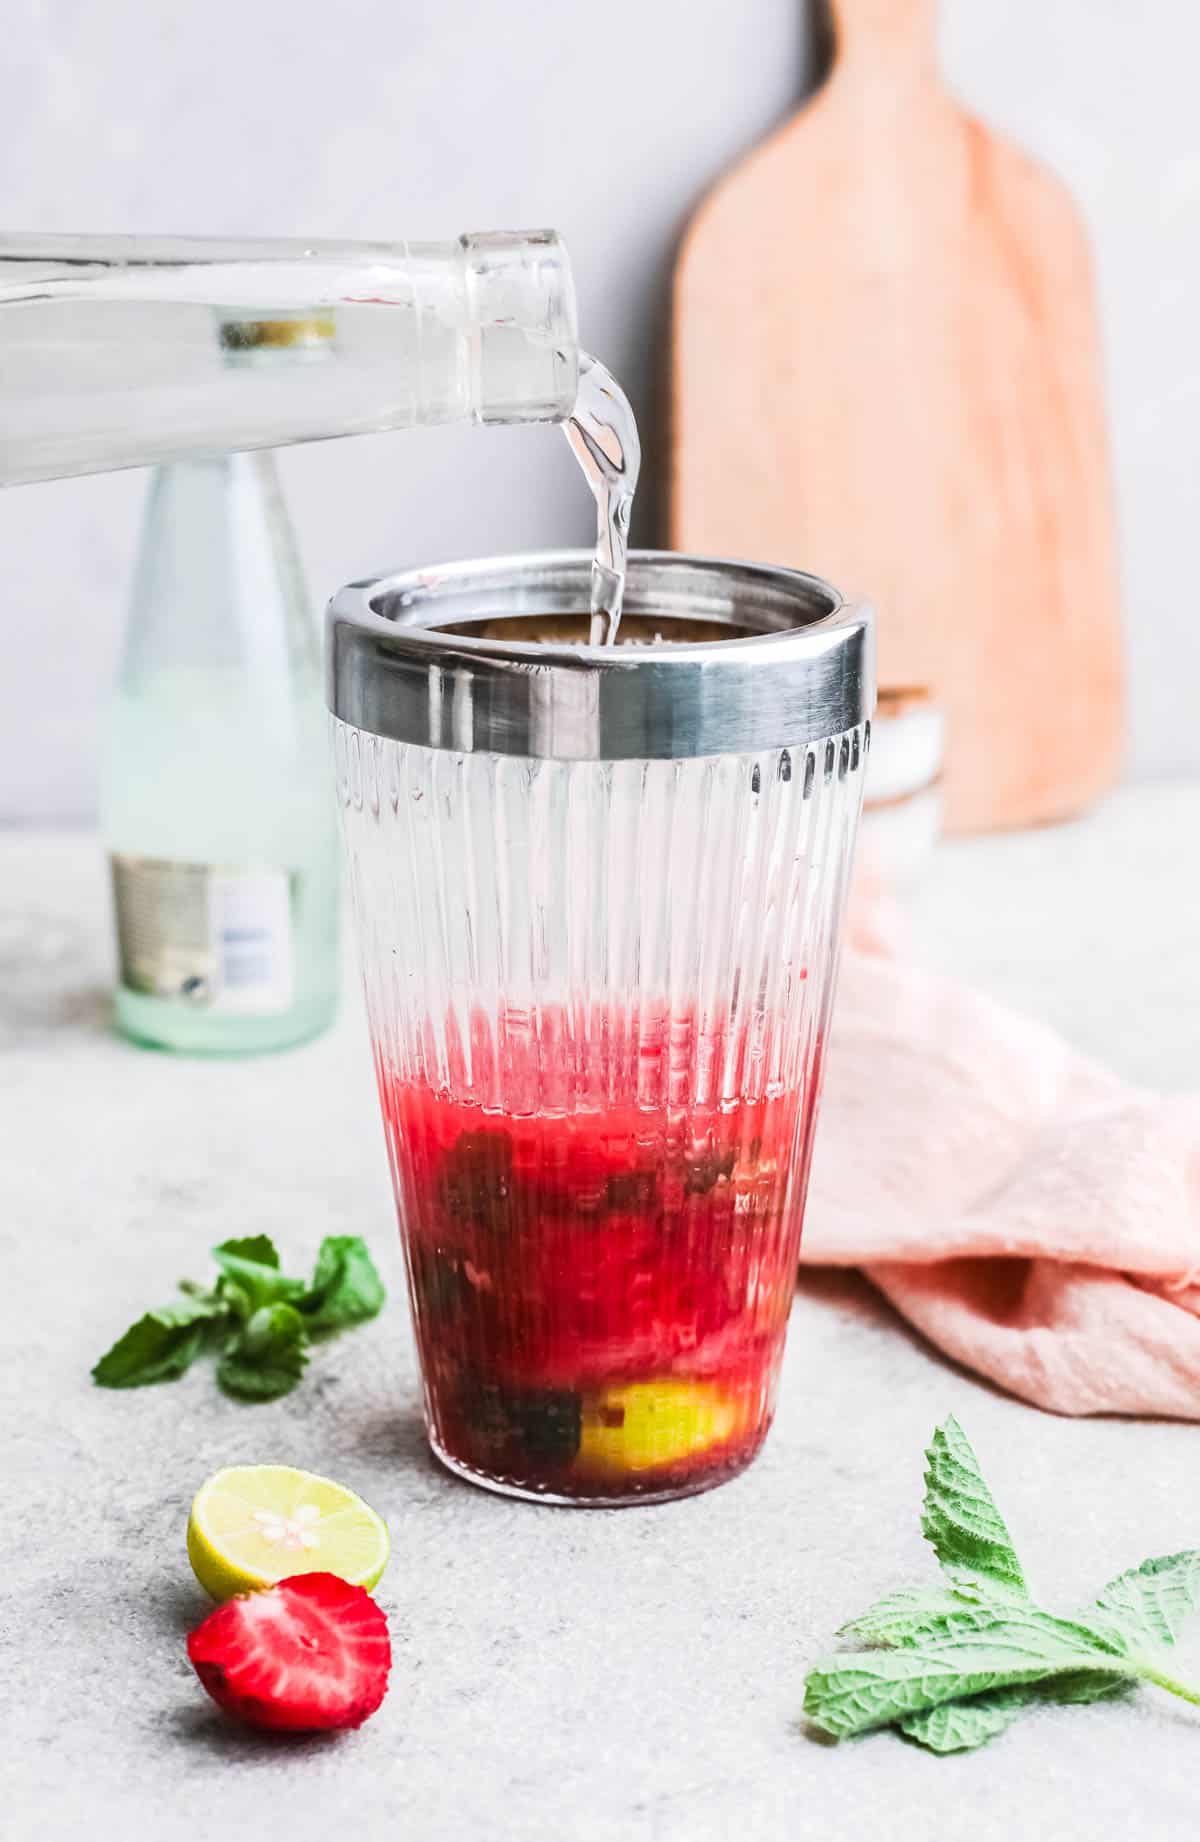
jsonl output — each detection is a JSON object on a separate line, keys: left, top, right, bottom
{"left": 187, "top": 1572, "right": 391, "bottom": 1732}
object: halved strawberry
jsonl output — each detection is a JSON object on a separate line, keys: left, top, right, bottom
{"left": 187, "top": 1572, "right": 391, "bottom": 1733}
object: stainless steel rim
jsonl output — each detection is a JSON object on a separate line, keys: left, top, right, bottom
{"left": 326, "top": 549, "right": 874, "bottom": 761}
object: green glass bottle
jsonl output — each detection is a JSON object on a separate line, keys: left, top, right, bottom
{"left": 100, "top": 314, "right": 339, "bottom": 1053}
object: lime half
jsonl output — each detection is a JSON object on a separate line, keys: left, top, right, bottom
{"left": 188, "top": 1464, "right": 390, "bottom": 1601}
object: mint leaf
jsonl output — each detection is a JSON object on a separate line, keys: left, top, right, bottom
{"left": 839, "top": 1584, "right": 999, "bottom": 1646}
{"left": 852, "top": 1600, "right": 1131, "bottom": 1664}
{"left": 921, "top": 1416, "right": 1028, "bottom": 1595}
{"left": 214, "top": 1234, "right": 280, "bottom": 1268}
{"left": 897, "top": 1686, "right": 1031, "bottom": 1753}
{"left": 841, "top": 1584, "right": 1125, "bottom": 1659}
{"left": 900, "top": 1673, "right": 1133, "bottom": 1754}
{"left": 804, "top": 1606, "right": 1132, "bottom": 1739}
{"left": 1093, "top": 1552, "right": 1200, "bottom": 1651}
{"left": 298, "top": 1236, "right": 386, "bottom": 1333}
{"left": 211, "top": 1239, "right": 305, "bottom": 1312}
{"left": 92, "top": 1297, "right": 226, "bottom": 1388}
{"left": 216, "top": 1304, "right": 309, "bottom": 1401}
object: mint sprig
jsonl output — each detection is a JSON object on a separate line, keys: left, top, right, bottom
{"left": 92, "top": 1235, "right": 385, "bottom": 1403}
{"left": 804, "top": 1416, "right": 1200, "bottom": 1753}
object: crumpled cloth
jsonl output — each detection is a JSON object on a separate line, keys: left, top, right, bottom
{"left": 800, "top": 878, "right": 1200, "bottom": 1419}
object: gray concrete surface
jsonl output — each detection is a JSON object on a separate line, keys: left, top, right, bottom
{"left": 2, "top": 788, "right": 1199, "bottom": 1841}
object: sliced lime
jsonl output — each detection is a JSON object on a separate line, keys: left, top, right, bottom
{"left": 187, "top": 1464, "right": 389, "bottom": 1601}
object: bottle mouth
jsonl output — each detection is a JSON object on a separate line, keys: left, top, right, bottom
{"left": 326, "top": 549, "right": 875, "bottom": 761}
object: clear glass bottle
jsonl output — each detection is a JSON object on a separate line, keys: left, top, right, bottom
{"left": 100, "top": 313, "right": 339, "bottom": 1054}
{"left": 0, "top": 230, "right": 577, "bottom": 485}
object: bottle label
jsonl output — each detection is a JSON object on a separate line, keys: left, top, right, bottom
{"left": 110, "top": 855, "right": 295, "bottom": 1015}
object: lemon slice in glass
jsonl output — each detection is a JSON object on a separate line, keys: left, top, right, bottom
{"left": 577, "top": 1380, "right": 742, "bottom": 1477}
{"left": 187, "top": 1464, "right": 390, "bottom": 1601}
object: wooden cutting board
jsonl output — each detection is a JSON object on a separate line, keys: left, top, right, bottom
{"left": 670, "top": 0, "right": 1124, "bottom": 832}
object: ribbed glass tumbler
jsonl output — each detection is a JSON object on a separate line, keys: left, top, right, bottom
{"left": 328, "top": 552, "right": 873, "bottom": 1504}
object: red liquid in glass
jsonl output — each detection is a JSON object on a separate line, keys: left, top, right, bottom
{"left": 379, "top": 1011, "right": 815, "bottom": 1501}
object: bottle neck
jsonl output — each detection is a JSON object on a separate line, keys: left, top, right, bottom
{"left": 119, "top": 444, "right": 315, "bottom": 692}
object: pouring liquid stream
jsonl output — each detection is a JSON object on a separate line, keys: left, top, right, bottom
{"left": 564, "top": 353, "right": 641, "bottom": 645}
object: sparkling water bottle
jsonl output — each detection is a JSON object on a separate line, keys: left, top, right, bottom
{"left": 100, "top": 313, "right": 340, "bottom": 1054}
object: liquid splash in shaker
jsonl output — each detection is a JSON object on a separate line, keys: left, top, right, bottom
{"left": 564, "top": 354, "right": 641, "bottom": 645}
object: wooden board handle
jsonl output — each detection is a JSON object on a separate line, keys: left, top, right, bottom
{"left": 828, "top": 0, "right": 938, "bottom": 69}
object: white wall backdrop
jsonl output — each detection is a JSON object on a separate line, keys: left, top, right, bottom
{"left": 2, "top": 0, "right": 1199, "bottom": 820}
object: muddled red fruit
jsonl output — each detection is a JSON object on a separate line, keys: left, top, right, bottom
{"left": 380, "top": 1007, "right": 814, "bottom": 1499}
{"left": 187, "top": 1572, "right": 391, "bottom": 1732}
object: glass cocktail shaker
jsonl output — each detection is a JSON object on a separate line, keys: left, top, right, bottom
{"left": 0, "top": 231, "right": 576, "bottom": 484}
{"left": 329, "top": 552, "right": 874, "bottom": 1505}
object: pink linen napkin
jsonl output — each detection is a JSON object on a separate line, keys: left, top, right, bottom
{"left": 800, "top": 891, "right": 1200, "bottom": 1419}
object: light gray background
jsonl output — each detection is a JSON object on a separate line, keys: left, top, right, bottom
{"left": 3, "top": 0, "right": 1199, "bottom": 821}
